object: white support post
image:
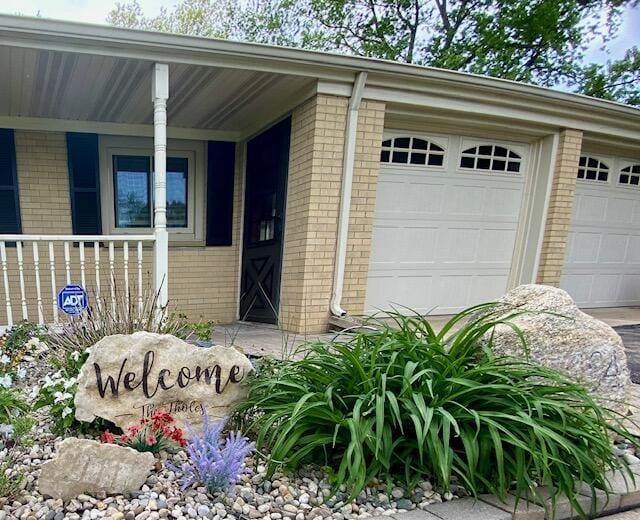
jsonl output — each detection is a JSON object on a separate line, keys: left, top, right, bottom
{"left": 152, "top": 63, "right": 169, "bottom": 312}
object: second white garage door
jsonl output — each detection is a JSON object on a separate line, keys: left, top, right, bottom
{"left": 365, "top": 132, "right": 527, "bottom": 315}
{"left": 560, "top": 154, "right": 640, "bottom": 307}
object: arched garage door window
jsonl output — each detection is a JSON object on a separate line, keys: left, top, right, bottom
{"left": 380, "top": 136, "right": 445, "bottom": 166}
{"left": 619, "top": 164, "right": 640, "bottom": 187}
{"left": 577, "top": 156, "right": 609, "bottom": 182}
{"left": 459, "top": 144, "right": 521, "bottom": 173}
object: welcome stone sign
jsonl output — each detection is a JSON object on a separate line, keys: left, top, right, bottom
{"left": 74, "top": 331, "right": 253, "bottom": 432}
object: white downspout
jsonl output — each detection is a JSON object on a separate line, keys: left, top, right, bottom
{"left": 330, "top": 71, "right": 367, "bottom": 317}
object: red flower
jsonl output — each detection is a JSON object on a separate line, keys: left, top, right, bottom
{"left": 127, "top": 425, "right": 140, "bottom": 437}
{"left": 151, "top": 410, "right": 174, "bottom": 427}
{"left": 100, "top": 430, "right": 115, "bottom": 444}
{"left": 146, "top": 434, "right": 157, "bottom": 446}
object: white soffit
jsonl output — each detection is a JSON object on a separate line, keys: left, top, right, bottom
{"left": 0, "top": 46, "right": 315, "bottom": 133}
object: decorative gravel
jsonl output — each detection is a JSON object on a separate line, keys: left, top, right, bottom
{"left": 0, "top": 358, "right": 461, "bottom": 520}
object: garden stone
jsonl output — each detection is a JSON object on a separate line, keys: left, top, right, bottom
{"left": 75, "top": 332, "right": 253, "bottom": 432}
{"left": 485, "top": 284, "right": 629, "bottom": 411}
{"left": 38, "top": 438, "right": 155, "bottom": 501}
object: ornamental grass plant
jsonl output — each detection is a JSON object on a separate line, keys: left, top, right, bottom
{"left": 234, "top": 304, "right": 638, "bottom": 517}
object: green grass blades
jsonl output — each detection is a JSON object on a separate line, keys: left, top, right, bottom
{"left": 233, "top": 307, "right": 638, "bottom": 516}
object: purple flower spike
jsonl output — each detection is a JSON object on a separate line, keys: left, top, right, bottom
{"left": 172, "top": 412, "right": 255, "bottom": 493}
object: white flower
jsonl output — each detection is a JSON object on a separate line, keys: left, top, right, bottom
{"left": 16, "top": 367, "right": 27, "bottom": 379}
{"left": 63, "top": 378, "right": 77, "bottom": 390}
{"left": 0, "top": 355, "right": 10, "bottom": 365}
{"left": 61, "top": 407, "right": 73, "bottom": 418}
{"left": 71, "top": 351, "right": 81, "bottom": 362}
{"left": 53, "top": 391, "right": 73, "bottom": 404}
{"left": 0, "top": 424, "right": 13, "bottom": 437}
{"left": 42, "top": 375, "right": 56, "bottom": 389}
{"left": 0, "top": 375, "right": 12, "bottom": 389}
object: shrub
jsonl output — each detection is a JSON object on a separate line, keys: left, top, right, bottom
{"left": 234, "top": 305, "right": 638, "bottom": 515}
{"left": 100, "top": 411, "right": 186, "bottom": 454}
{"left": 172, "top": 414, "right": 254, "bottom": 493}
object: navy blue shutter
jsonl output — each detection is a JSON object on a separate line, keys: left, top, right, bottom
{"left": 0, "top": 129, "right": 21, "bottom": 234}
{"left": 206, "top": 141, "right": 236, "bottom": 246}
{"left": 66, "top": 133, "right": 102, "bottom": 235}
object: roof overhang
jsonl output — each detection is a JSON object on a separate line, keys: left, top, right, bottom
{"left": 0, "top": 14, "right": 639, "bottom": 144}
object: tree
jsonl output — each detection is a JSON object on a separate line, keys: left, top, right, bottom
{"left": 107, "top": 0, "right": 639, "bottom": 105}
{"left": 573, "top": 47, "right": 640, "bottom": 106}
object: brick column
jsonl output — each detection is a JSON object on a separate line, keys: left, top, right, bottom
{"left": 279, "top": 95, "right": 348, "bottom": 334}
{"left": 536, "top": 129, "right": 583, "bottom": 286}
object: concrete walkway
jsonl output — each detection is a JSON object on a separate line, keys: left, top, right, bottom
{"left": 213, "top": 307, "right": 640, "bottom": 359}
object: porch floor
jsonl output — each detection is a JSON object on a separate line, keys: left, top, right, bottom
{"left": 213, "top": 306, "right": 640, "bottom": 359}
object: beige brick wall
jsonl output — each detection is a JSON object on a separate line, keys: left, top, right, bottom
{"left": 279, "top": 95, "right": 385, "bottom": 334}
{"left": 15, "top": 130, "right": 73, "bottom": 234}
{"left": 167, "top": 157, "right": 243, "bottom": 324}
{"left": 537, "top": 129, "right": 583, "bottom": 285}
{"left": 0, "top": 130, "right": 241, "bottom": 326}
{"left": 341, "top": 100, "right": 385, "bottom": 314}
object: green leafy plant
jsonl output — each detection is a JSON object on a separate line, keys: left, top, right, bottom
{"left": 190, "top": 320, "right": 215, "bottom": 343}
{"left": 0, "top": 388, "right": 29, "bottom": 425}
{"left": 34, "top": 350, "right": 87, "bottom": 433}
{"left": 0, "top": 458, "right": 24, "bottom": 500}
{"left": 234, "top": 305, "right": 638, "bottom": 517}
{"left": 9, "top": 416, "right": 37, "bottom": 448}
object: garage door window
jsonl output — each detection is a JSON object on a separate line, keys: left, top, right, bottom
{"left": 619, "top": 164, "right": 640, "bottom": 187}
{"left": 577, "top": 156, "right": 609, "bottom": 182}
{"left": 459, "top": 145, "right": 521, "bottom": 173}
{"left": 380, "top": 137, "right": 445, "bottom": 166}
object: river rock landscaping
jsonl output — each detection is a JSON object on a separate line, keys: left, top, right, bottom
{"left": 1, "top": 285, "right": 640, "bottom": 520}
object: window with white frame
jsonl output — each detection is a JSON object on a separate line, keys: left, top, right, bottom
{"left": 459, "top": 144, "right": 522, "bottom": 173}
{"left": 577, "top": 156, "right": 609, "bottom": 182}
{"left": 100, "top": 136, "right": 205, "bottom": 242}
{"left": 619, "top": 164, "right": 640, "bottom": 187}
{"left": 381, "top": 136, "right": 445, "bottom": 166}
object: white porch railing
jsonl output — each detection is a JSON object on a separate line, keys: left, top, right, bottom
{"left": 0, "top": 235, "right": 156, "bottom": 328}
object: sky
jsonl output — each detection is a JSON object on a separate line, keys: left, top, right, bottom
{"left": 1, "top": 0, "right": 639, "bottom": 65}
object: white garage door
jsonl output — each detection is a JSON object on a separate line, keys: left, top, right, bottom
{"left": 560, "top": 155, "right": 640, "bottom": 307}
{"left": 365, "top": 133, "right": 527, "bottom": 315}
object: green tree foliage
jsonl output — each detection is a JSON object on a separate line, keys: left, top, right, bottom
{"left": 107, "top": 0, "right": 639, "bottom": 105}
{"left": 572, "top": 47, "right": 640, "bottom": 105}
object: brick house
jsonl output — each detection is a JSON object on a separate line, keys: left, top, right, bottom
{"left": 0, "top": 15, "right": 639, "bottom": 334}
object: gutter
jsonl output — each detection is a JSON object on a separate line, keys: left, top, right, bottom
{"left": 330, "top": 71, "right": 367, "bottom": 317}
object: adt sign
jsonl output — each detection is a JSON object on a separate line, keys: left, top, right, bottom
{"left": 57, "top": 284, "right": 88, "bottom": 316}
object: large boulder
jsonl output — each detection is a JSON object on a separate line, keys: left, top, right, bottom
{"left": 39, "top": 438, "right": 155, "bottom": 500}
{"left": 486, "top": 284, "right": 629, "bottom": 411}
{"left": 75, "top": 331, "right": 253, "bottom": 432}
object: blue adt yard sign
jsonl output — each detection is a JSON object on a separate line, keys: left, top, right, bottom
{"left": 57, "top": 284, "right": 88, "bottom": 316}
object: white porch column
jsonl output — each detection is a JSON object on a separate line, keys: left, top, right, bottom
{"left": 152, "top": 63, "right": 169, "bottom": 309}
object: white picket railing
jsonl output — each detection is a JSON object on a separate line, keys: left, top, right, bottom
{"left": 0, "top": 235, "right": 156, "bottom": 329}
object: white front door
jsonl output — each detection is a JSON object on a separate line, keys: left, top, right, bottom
{"left": 561, "top": 155, "right": 640, "bottom": 307}
{"left": 365, "top": 132, "right": 528, "bottom": 315}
